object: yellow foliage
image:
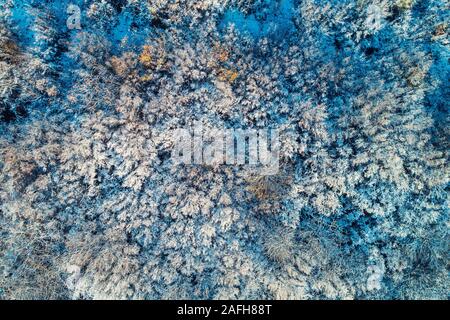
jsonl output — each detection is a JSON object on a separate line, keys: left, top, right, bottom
{"left": 140, "top": 74, "right": 153, "bottom": 82}
{"left": 214, "top": 45, "right": 229, "bottom": 63}
{"left": 211, "top": 44, "right": 239, "bottom": 83}
{"left": 397, "top": 0, "right": 414, "bottom": 10}
{"left": 139, "top": 45, "right": 153, "bottom": 68}
{"left": 218, "top": 68, "right": 239, "bottom": 84}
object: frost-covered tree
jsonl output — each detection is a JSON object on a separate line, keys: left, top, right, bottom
{"left": 0, "top": 0, "right": 448, "bottom": 300}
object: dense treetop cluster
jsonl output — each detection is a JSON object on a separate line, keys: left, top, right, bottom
{"left": 0, "top": 0, "right": 448, "bottom": 299}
